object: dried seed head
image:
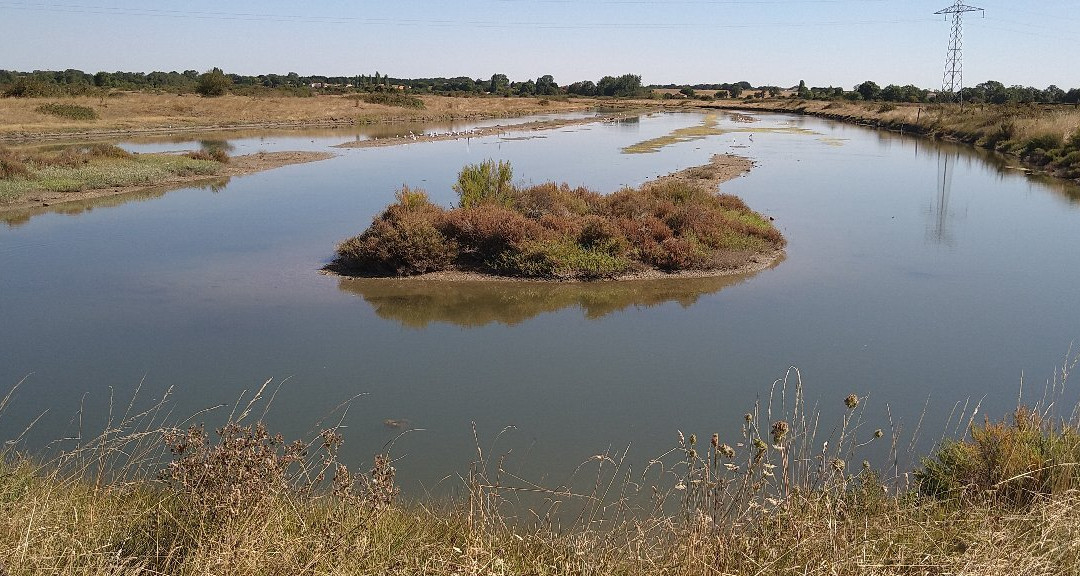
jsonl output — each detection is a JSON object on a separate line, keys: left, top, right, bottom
{"left": 688, "top": 434, "right": 697, "bottom": 446}
{"left": 844, "top": 394, "right": 860, "bottom": 410}
{"left": 744, "top": 413, "right": 754, "bottom": 424}
{"left": 753, "top": 438, "right": 768, "bottom": 452}
{"left": 711, "top": 433, "right": 719, "bottom": 448}
{"left": 874, "top": 428, "right": 884, "bottom": 438}
{"left": 832, "top": 458, "right": 846, "bottom": 473}
{"left": 719, "top": 443, "right": 736, "bottom": 459}
{"left": 770, "top": 421, "right": 790, "bottom": 445}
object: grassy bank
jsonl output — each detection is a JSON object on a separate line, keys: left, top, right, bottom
{"left": 3, "top": 357, "right": 1080, "bottom": 575}
{"left": 331, "top": 158, "right": 783, "bottom": 280}
{"left": 0, "top": 143, "right": 223, "bottom": 203}
{"left": 713, "top": 99, "right": 1080, "bottom": 181}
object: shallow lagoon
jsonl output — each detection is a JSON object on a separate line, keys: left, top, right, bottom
{"left": 2, "top": 111, "right": 1078, "bottom": 494}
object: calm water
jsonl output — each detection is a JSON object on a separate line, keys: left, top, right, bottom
{"left": 2, "top": 111, "right": 1078, "bottom": 494}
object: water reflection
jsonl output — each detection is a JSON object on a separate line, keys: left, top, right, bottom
{"left": 337, "top": 261, "right": 779, "bottom": 328}
{"left": 927, "top": 151, "right": 959, "bottom": 246}
{"left": 1, "top": 177, "right": 231, "bottom": 228}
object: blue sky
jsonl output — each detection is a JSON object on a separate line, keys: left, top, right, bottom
{"left": 1, "top": 0, "right": 1077, "bottom": 90}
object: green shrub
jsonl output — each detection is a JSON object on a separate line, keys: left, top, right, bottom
{"left": 916, "top": 407, "right": 1080, "bottom": 508}
{"left": 34, "top": 102, "right": 99, "bottom": 120}
{"left": 1, "top": 77, "right": 55, "bottom": 98}
{"left": 195, "top": 68, "right": 231, "bottom": 97}
{"left": 453, "top": 159, "right": 514, "bottom": 208}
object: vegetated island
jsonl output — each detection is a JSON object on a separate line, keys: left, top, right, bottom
{"left": 327, "top": 154, "right": 784, "bottom": 281}
{"left": 0, "top": 143, "right": 332, "bottom": 213}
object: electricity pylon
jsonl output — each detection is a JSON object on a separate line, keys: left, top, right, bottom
{"left": 935, "top": 1, "right": 984, "bottom": 100}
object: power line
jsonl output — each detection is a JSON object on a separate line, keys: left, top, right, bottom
{"left": 934, "top": 1, "right": 984, "bottom": 98}
{"left": 0, "top": 1, "right": 931, "bottom": 30}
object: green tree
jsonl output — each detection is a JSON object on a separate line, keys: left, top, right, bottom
{"left": 196, "top": 68, "right": 231, "bottom": 97}
{"left": 797, "top": 80, "right": 809, "bottom": 99}
{"left": 535, "top": 74, "right": 559, "bottom": 96}
{"left": 488, "top": 73, "right": 509, "bottom": 94}
{"left": 855, "top": 80, "right": 881, "bottom": 101}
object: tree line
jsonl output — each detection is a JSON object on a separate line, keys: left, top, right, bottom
{"left": 0, "top": 68, "right": 645, "bottom": 99}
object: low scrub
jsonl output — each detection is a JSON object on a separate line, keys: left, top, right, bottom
{"left": 354, "top": 91, "right": 426, "bottom": 109}
{"left": 34, "top": 102, "right": 99, "bottom": 121}
{"left": 331, "top": 160, "right": 784, "bottom": 280}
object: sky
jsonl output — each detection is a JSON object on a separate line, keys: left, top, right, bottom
{"left": 1, "top": 0, "right": 1078, "bottom": 90}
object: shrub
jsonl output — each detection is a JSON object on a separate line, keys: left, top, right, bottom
{"left": 453, "top": 159, "right": 514, "bottom": 208}
{"left": 1, "top": 77, "right": 55, "bottom": 98}
{"left": 916, "top": 406, "right": 1080, "bottom": 508}
{"left": 186, "top": 148, "right": 230, "bottom": 163}
{"left": 195, "top": 68, "right": 231, "bottom": 97}
{"left": 333, "top": 161, "right": 784, "bottom": 279}
{"left": 334, "top": 189, "right": 455, "bottom": 276}
{"left": 34, "top": 102, "right": 99, "bottom": 120}
{"left": 356, "top": 92, "right": 425, "bottom": 109}
{"left": 0, "top": 147, "right": 31, "bottom": 179}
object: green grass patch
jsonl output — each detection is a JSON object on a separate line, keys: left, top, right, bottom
{"left": 331, "top": 160, "right": 785, "bottom": 280}
{"left": 0, "top": 144, "right": 223, "bottom": 200}
{"left": 34, "top": 102, "right": 99, "bottom": 121}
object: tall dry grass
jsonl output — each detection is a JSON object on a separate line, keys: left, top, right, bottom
{"left": 0, "top": 93, "right": 592, "bottom": 141}
{"left": 2, "top": 351, "right": 1080, "bottom": 574}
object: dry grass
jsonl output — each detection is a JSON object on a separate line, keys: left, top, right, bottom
{"left": 0, "top": 93, "right": 593, "bottom": 141}
{"left": 3, "top": 351, "right": 1080, "bottom": 575}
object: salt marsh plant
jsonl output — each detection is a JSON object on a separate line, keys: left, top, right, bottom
{"left": 332, "top": 160, "right": 784, "bottom": 280}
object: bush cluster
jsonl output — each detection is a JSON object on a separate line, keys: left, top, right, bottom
{"left": 34, "top": 102, "right": 99, "bottom": 120}
{"left": 333, "top": 160, "right": 784, "bottom": 280}
{"left": 917, "top": 406, "right": 1080, "bottom": 508}
{"left": 355, "top": 92, "right": 425, "bottom": 109}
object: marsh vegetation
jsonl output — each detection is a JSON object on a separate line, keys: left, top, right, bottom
{"left": 331, "top": 159, "right": 783, "bottom": 280}
{"left": 2, "top": 354, "right": 1079, "bottom": 575}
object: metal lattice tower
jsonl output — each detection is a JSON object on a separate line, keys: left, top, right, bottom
{"left": 935, "top": 1, "right": 984, "bottom": 98}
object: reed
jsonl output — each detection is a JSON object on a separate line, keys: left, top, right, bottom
{"left": 2, "top": 350, "right": 1079, "bottom": 574}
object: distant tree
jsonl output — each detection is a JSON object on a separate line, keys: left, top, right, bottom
{"left": 514, "top": 79, "right": 536, "bottom": 96}
{"left": 797, "top": 80, "right": 809, "bottom": 99}
{"left": 1042, "top": 85, "right": 1065, "bottom": 103}
{"left": 535, "top": 74, "right": 559, "bottom": 96}
{"left": 195, "top": 68, "right": 231, "bottom": 97}
{"left": 1064, "top": 88, "right": 1080, "bottom": 105}
{"left": 855, "top": 80, "right": 881, "bottom": 101}
{"left": 488, "top": 73, "right": 510, "bottom": 94}
{"left": 566, "top": 80, "right": 596, "bottom": 96}
{"left": 679, "top": 87, "right": 696, "bottom": 98}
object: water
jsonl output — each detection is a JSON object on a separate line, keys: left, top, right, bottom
{"left": 1, "top": 111, "right": 1078, "bottom": 495}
